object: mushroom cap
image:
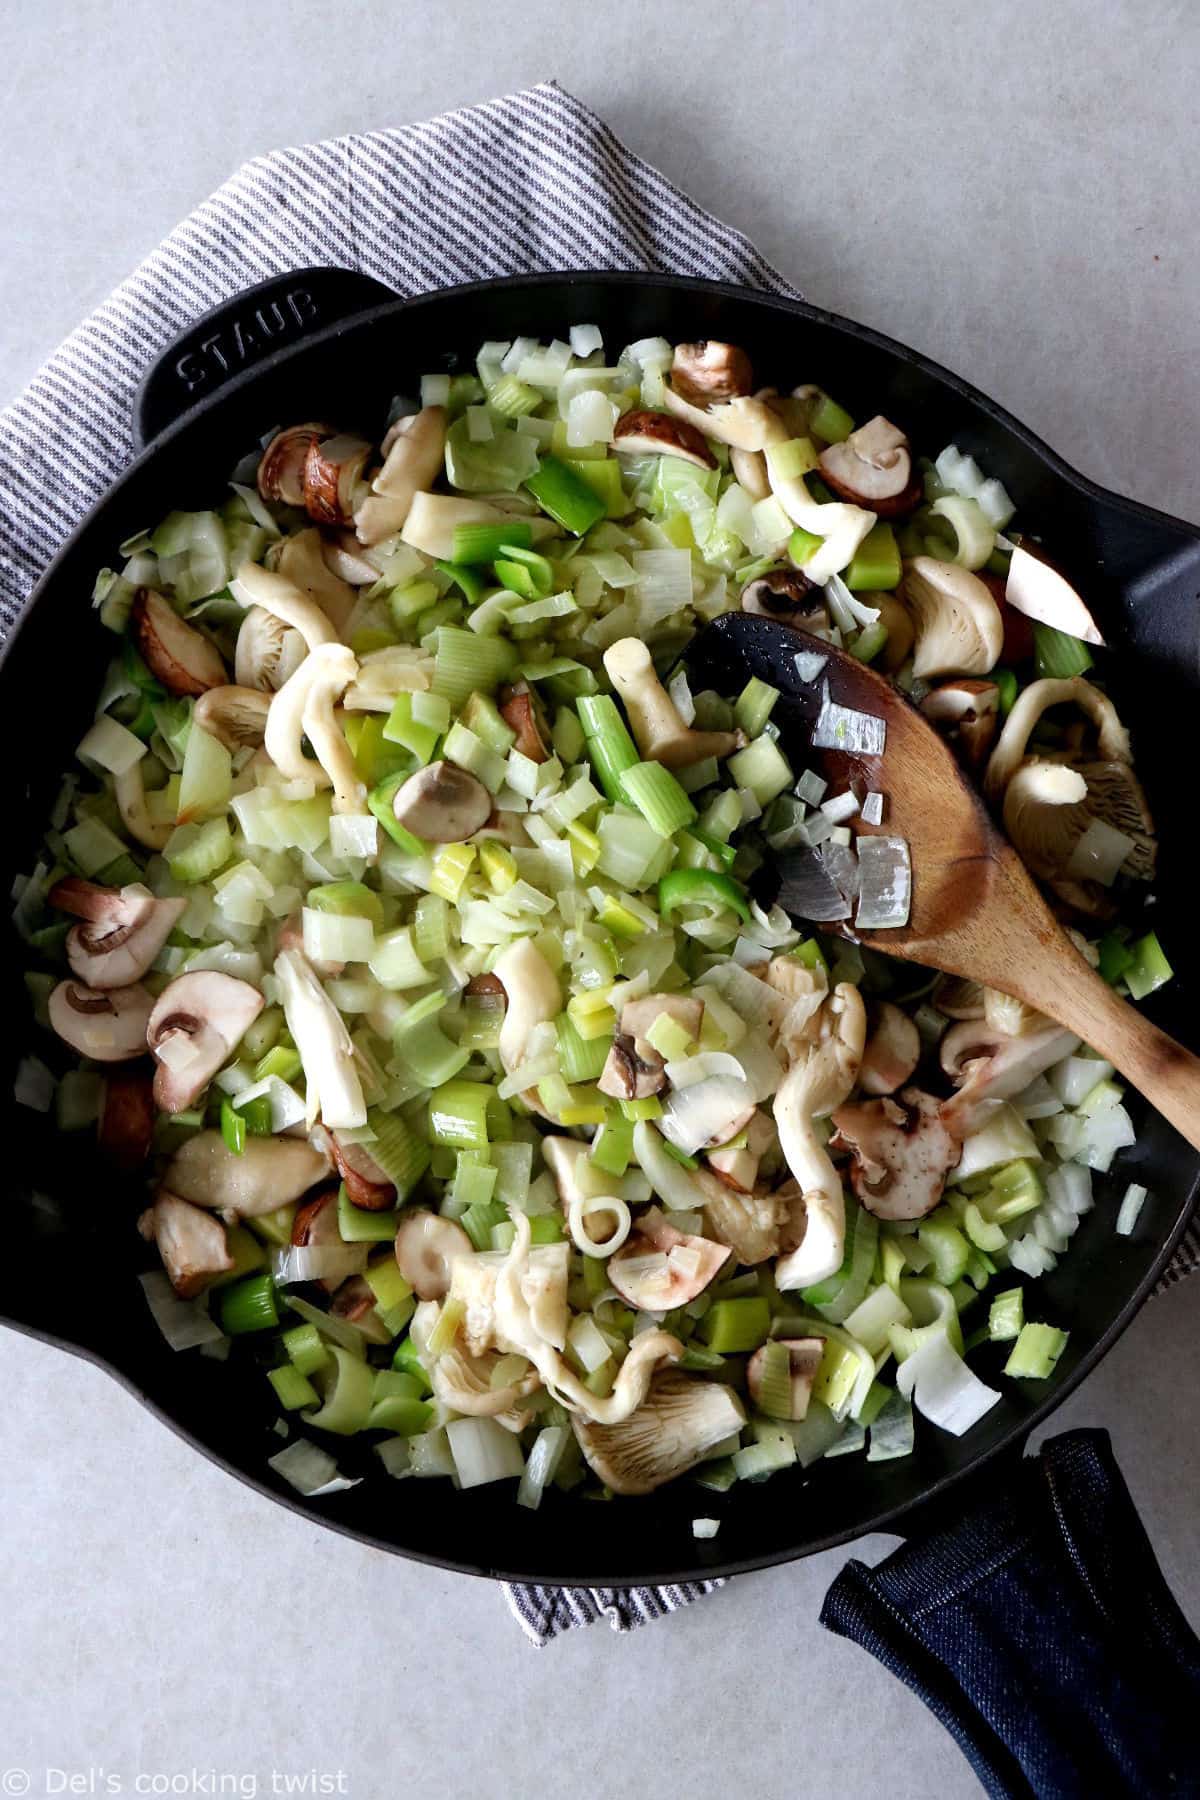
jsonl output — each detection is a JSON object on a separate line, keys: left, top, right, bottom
{"left": 920, "top": 679, "right": 1001, "bottom": 768}
{"left": 612, "top": 408, "right": 717, "bottom": 469}
{"left": 819, "top": 417, "right": 920, "bottom": 516}
{"left": 50, "top": 880, "right": 186, "bottom": 990}
{"left": 139, "top": 1192, "right": 233, "bottom": 1298}
{"left": 98, "top": 1069, "right": 157, "bottom": 1173}
{"left": 48, "top": 980, "right": 155, "bottom": 1062}
{"left": 902, "top": 558, "right": 1004, "bottom": 679}
{"left": 741, "top": 568, "right": 827, "bottom": 629}
{"left": 193, "top": 685, "right": 272, "bottom": 749}
{"left": 302, "top": 433, "right": 371, "bottom": 528}
{"left": 389, "top": 759, "right": 492, "bottom": 843}
{"left": 1002, "top": 757, "right": 1155, "bottom": 894}
{"left": 147, "top": 971, "right": 266, "bottom": 1113}
{"left": 859, "top": 1001, "right": 922, "bottom": 1096}
{"left": 394, "top": 1209, "right": 473, "bottom": 1301}
{"left": 662, "top": 386, "right": 782, "bottom": 452}
{"left": 597, "top": 1032, "right": 667, "bottom": 1102}
{"left": 607, "top": 1208, "right": 731, "bottom": 1310}
{"left": 670, "top": 340, "right": 754, "bottom": 404}
{"left": 747, "top": 1337, "right": 824, "bottom": 1420}
{"left": 234, "top": 607, "right": 309, "bottom": 693}
{"left": 831, "top": 1088, "right": 961, "bottom": 1221}
{"left": 165, "top": 1130, "right": 330, "bottom": 1217}
{"left": 573, "top": 1371, "right": 746, "bottom": 1495}
{"left": 498, "top": 685, "right": 550, "bottom": 762}
{"left": 1005, "top": 541, "right": 1104, "bottom": 646}
{"left": 257, "top": 422, "right": 332, "bottom": 507}
{"left": 131, "top": 588, "right": 227, "bottom": 697}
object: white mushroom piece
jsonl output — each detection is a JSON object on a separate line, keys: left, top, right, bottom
{"left": 939, "top": 1018, "right": 1079, "bottom": 1138}
{"left": 130, "top": 588, "right": 227, "bottom": 697}
{"left": 320, "top": 532, "right": 380, "bottom": 591}
{"left": 163, "top": 1129, "right": 330, "bottom": 1218}
{"left": 830, "top": 1089, "right": 962, "bottom": 1221}
{"left": 493, "top": 937, "right": 562, "bottom": 1081}
{"left": 707, "top": 1108, "right": 779, "bottom": 1194}
{"left": 747, "top": 1337, "right": 825, "bottom": 1420}
{"left": 597, "top": 990, "right": 704, "bottom": 1102}
{"left": 274, "top": 948, "right": 367, "bottom": 1129}
{"left": 982, "top": 676, "right": 1154, "bottom": 913}
{"left": 193, "top": 686, "right": 272, "bottom": 750}
{"left": 901, "top": 557, "right": 1005, "bottom": 679}
{"left": 1005, "top": 541, "right": 1104, "bottom": 645}
{"left": 263, "top": 641, "right": 363, "bottom": 814}
{"left": 740, "top": 568, "right": 830, "bottom": 632}
{"left": 818, "top": 416, "right": 921, "bottom": 517}
{"left": 48, "top": 877, "right": 185, "bottom": 989}
{"left": 257, "top": 421, "right": 332, "bottom": 507}
{"left": 231, "top": 558, "right": 338, "bottom": 695}
{"left": 431, "top": 1342, "right": 542, "bottom": 1423}
{"left": 394, "top": 1209, "right": 473, "bottom": 1300}
{"left": 341, "top": 644, "right": 435, "bottom": 712}
{"left": 388, "top": 760, "right": 492, "bottom": 843}
{"left": 858, "top": 1001, "right": 922, "bottom": 1096}
{"left": 612, "top": 408, "right": 717, "bottom": 470}
{"left": 773, "top": 978, "right": 868, "bottom": 1290}
{"left": 606, "top": 1206, "right": 731, "bottom": 1311}
{"left": 573, "top": 1370, "right": 746, "bottom": 1496}
{"left": 602, "top": 639, "right": 745, "bottom": 768}
{"left": 138, "top": 1192, "right": 233, "bottom": 1297}
{"left": 274, "top": 527, "right": 357, "bottom": 635}
{"left": 147, "top": 970, "right": 265, "bottom": 1112}
{"left": 48, "top": 980, "right": 155, "bottom": 1061}
{"left": 355, "top": 406, "right": 448, "bottom": 546}
{"left": 920, "top": 679, "right": 1001, "bottom": 769}
{"left": 700, "top": 1183, "right": 788, "bottom": 1267}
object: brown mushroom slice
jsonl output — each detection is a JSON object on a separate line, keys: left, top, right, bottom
{"left": 607, "top": 1207, "right": 731, "bottom": 1310}
{"left": 291, "top": 1187, "right": 347, "bottom": 1292}
{"left": 326, "top": 1130, "right": 396, "bottom": 1211}
{"left": 671, "top": 341, "right": 754, "bottom": 405}
{"left": 329, "top": 1274, "right": 392, "bottom": 1343}
{"left": 131, "top": 588, "right": 227, "bottom": 697}
{"left": 498, "top": 684, "right": 550, "bottom": 762}
{"left": 389, "top": 760, "right": 492, "bottom": 843}
{"left": 938, "top": 1019, "right": 1080, "bottom": 1138}
{"left": 701, "top": 1184, "right": 785, "bottom": 1265}
{"left": 573, "top": 1370, "right": 746, "bottom": 1495}
{"left": 1003, "top": 758, "right": 1156, "bottom": 892}
{"left": 98, "top": 1069, "right": 156, "bottom": 1173}
{"left": 302, "top": 433, "right": 372, "bottom": 528}
{"left": 620, "top": 992, "right": 704, "bottom": 1050}
{"left": 147, "top": 971, "right": 266, "bottom": 1113}
{"left": 747, "top": 1337, "right": 825, "bottom": 1420}
{"left": 597, "top": 1032, "right": 667, "bottom": 1102}
{"left": 394, "top": 1209, "right": 473, "bottom": 1301}
{"left": 858, "top": 1002, "right": 922, "bottom": 1096}
{"left": 193, "top": 685, "right": 272, "bottom": 750}
{"left": 831, "top": 1088, "right": 962, "bottom": 1221}
{"left": 902, "top": 558, "right": 1005, "bottom": 679}
{"left": 920, "top": 679, "right": 1001, "bottom": 769}
{"left": 258, "top": 422, "right": 333, "bottom": 507}
{"left": 1005, "top": 541, "right": 1104, "bottom": 645}
{"left": 49, "top": 879, "right": 186, "bottom": 990}
{"left": 48, "top": 980, "right": 154, "bottom": 1062}
{"left": 165, "top": 1130, "right": 331, "bottom": 1217}
{"left": 612, "top": 408, "right": 717, "bottom": 470}
{"left": 819, "top": 416, "right": 921, "bottom": 516}
{"left": 741, "top": 568, "right": 829, "bottom": 631}
{"left": 138, "top": 1192, "right": 233, "bottom": 1298}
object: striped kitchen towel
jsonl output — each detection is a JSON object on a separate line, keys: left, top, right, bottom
{"left": 0, "top": 80, "right": 1194, "bottom": 1650}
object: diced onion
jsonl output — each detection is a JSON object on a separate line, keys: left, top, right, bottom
{"left": 855, "top": 836, "right": 911, "bottom": 929}
{"left": 268, "top": 1438, "right": 361, "bottom": 1496}
{"left": 692, "top": 1517, "right": 721, "bottom": 1539}
{"left": 860, "top": 790, "right": 885, "bottom": 826}
{"left": 812, "top": 682, "right": 887, "bottom": 756}
{"left": 569, "top": 324, "right": 604, "bottom": 358}
{"left": 820, "top": 790, "right": 859, "bottom": 824}
{"left": 793, "top": 652, "right": 828, "bottom": 684}
{"left": 14, "top": 1055, "right": 55, "bottom": 1113}
{"left": 274, "top": 1243, "right": 367, "bottom": 1286}
{"left": 1066, "top": 817, "right": 1135, "bottom": 886}
{"left": 896, "top": 1333, "right": 1001, "bottom": 1436}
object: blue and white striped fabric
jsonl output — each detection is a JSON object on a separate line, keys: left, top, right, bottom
{"left": 0, "top": 80, "right": 1194, "bottom": 1649}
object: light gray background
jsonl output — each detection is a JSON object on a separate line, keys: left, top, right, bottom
{"left": 1, "top": 2, "right": 1197, "bottom": 1795}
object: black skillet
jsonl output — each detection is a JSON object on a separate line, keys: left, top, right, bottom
{"left": 1, "top": 269, "right": 1197, "bottom": 1588}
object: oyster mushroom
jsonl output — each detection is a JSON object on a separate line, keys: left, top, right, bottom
{"left": 731, "top": 446, "right": 771, "bottom": 500}
{"left": 49, "top": 878, "right": 186, "bottom": 989}
{"left": 573, "top": 1370, "right": 746, "bottom": 1495}
{"left": 401, "top": 494, "right": 513, "bottom": 561}
{"left": 130, "top": 588, "right": 227, "bottom": 697}
{"left": 321, "top": 532, "right": 378, "bottom": 589}
{"left": 493, "top": 938, "right": 562, "bottom": 1079}
{"left": 701, "top": 1184, "right": 786, "bottom": 1265}
{"left": 984, "top": 676, "right": 1133, "bottom": 801}
{"left": 263, "top": 642, "right": 360, "bottom": 806}
{"left": 602, "top": 638, "right": 744, "bottom": 768}
{"left": 607, "top": 1206, "right": 731, "bottom": 1310}
{"left": 275, "top": 528, "right": 357, "bottom": 635}
{"left": 447, "top": 1240, "right": 571, "bottom": 1359}
{"left": 612, "top": 408, "right": 717, "bottom": 469}
{"left": 773, "top": 981, "right": 867, "bottom": 1290}
{"left": 193, "top": 685, "right": 272, "bottom": 750}
{"left": 147, "top": 971, "right": 265, "bottom": 1112}
{"left": 355, "top": 406, "right": 449, "bottom": 547}
{"left": 274, "top": 949, "right": 366, "bottom": 1130}
{"left": 662, "top": 386, "right": 781, "bottom": 452}
{"left": 301, "top": 433, "right": 372, "bottom": 528}
{"left": 389, "top": 760, "right": 492, "bottom": 843}
{"left": 831, "top": 1088, "right": 961, "bottom": 1221}
{"left": 257, "top": 422, "right": 332, "bottom": 507}
{"left": 671, "top": 340, "right": 754, "bottom": 404}
{"left": 939, "top": 1018, "right": 1079, "bottom": 1138}
{"left": 164, "top": 1129, "right": 330, "bottom": 1217}
{"left": 231, "top": 561, "right": 340, "bottom": 656}
{"left": 902, "top": 557, "right": 1004, "bottom": 679}
{"left": 741, "top": 568, "right": 829, "bottom": 631}
{"left": 747, "top": 1337, "right": 824, "bottom": 1420}
{"left": 920, "top": 679, "right": 1001, "bottom": 768}
{"left": 233, "top": 607, "right": 309, "bottom": 694}
{"left": 1005, "top": 540, "right": 1104, "bottom": 645}
{"left": 431, "top": 1344, "right": 541, "bottom": 1419}
{"left": 98, "top": 1069, "right": 156, "bottom": 1172}
{"left": 393, "top": 1210, "right": 472, "bottom": 1301}
{"left": 48, "top": 980, "right": 154, "bottom": 1062}
{"left": 498, "top": 684, "right": 549, "bottom": 763}
{"left": 138, "top": 1192, "right": 233, "bottom": 1298}
{"left": 859, "top": 1001, "right": 922, "bottom": 1096}
{"left": 1002, "top": 759, "right": 1155, "bottom": 901}
{"left": 819, "top": 416, "right": 921, "bottom": 516}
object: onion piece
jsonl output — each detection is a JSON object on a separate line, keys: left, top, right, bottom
{"left": 896, "top": 1333, "right": 1001, "bottom": 1435}
{"left": 1066, "top": 816, "right": 1135, "bottom": 885}
{"left": 778, "top": 846, "right": 853, "bottom": 922}
{"left": 268, "top": 1438, "right": 362, "bottom": 1496}
{"left": 14, "top": 1055, "right": 55, "bottom": 1113}
{"left": 860, "top": 790, "right": 885, "bottom": 826}
{"left": 855, "top": 836, "right": 912, "bottom": 929}
{"left": 1116, "top": 1183, "right": 1148, "bottom": 1237}
{"left": 139, "top": 1271, "right": 225, "bottom": 1351}
{"left": 812, "top": 682, "right": 886, "bottom": 756}
{"left": 274, "top": 1243, "right": 368, "bottom": 1286}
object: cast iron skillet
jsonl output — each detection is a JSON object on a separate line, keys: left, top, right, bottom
{"left": 1, "top": 270, "right": 1197, "bottom": 1588}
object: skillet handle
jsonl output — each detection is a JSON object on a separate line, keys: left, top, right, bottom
{"left": 132, "top": 266, "right": 399, "bottom": 450}
{"left": 821, "top": 1429, "right": 1200, "bottom": 1799}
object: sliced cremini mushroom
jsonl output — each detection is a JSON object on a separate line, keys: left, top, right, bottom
{"left": 258, "top": 422, "right": 333, "bottom": 507}
{"left": 747, "top": 1337, "right": 824, "bottom": 1420}
{"left": 274, "top": 527, "right": 358, "bottom": 635}
{"left": 301, "top": 433, "right": 372, "bottom": 528}
{"left": 831, "top": 1088, "right": 962, "bottom": 1221}
{"left": 130, "top": 588, "right": 227, "bottom": 697}
{"left": 939, "top": 1018, "right": 1079, "bottom": 1138}
{"left": 859, "top": 1001, "right": 922, "bottom": 1096}
{"left": 394, "top": 1209, "right": 473, "bottom": 1301}
{"left": 612, "top": 408, "right": 717, "bottom": 469}
{"left": 597, "top": 990, "right": 703, "bottom": 1101}
{"left": 902, "top": 557, "right": 1004, "bottom": 679}
{"left": 498, "top": 683, "right": 549, "bottom": 763}
{"left": 607, "top": 1206, "right": 731, "bottom": 1310}
{"left": 165, "top": 1129, "right": 330, "bottom": 1217}
{"left": 49, "top": 877, "right": 186, "bottom": 989}
{"left": 138, "top": 1192, "right": 233, "bottom": 1298}
{"left": 324, "top": 1129, "right": 395, "bottom": 1211}
{"left": 920, "top": 679, "right": 1001, "bottom": 769}
{"left": 291, "top": 1187, "right": 348, "bottom": 1291}
{"left": 112, "top": 763, "right": 174, "bottom": 851}
{"left": 603, "top": 638, "right": 744, "bottom": 768}
{"left": 389, "top": 759, "right": 492, "bottom": 843}
{"left": 193, "top": 685, "right": 272, "bottom": 750}
{"left": 818, "top": 416, "right": 920, "bottom": 516}
{"left": 1005, "top": 540, "right": 1104, "bottom": 645}
{"left": 98, "top": 1069, "right": 156, "bottom": 1172}
{"left": 573, "top": 1370, "right": 746, "bottom": 1495}
{"left": 741, "top": 568, "right": 828, "bottom": 631}
{"left": 48, "top": 980, "right": 154, "bottom": 1062}
{"left": 671, "top": 340, "right": 754, "bottom": 404}
{"left": 147, "top": 970, "right": 266, "bottom": 1113}
{"left": 773, "top": 981, "right": 867, "bottom": 1290}
{"left": 707, "top": 1109, "right": 777, "bottom": 1194}
{"left": 355, "top": 406, "right": 449, "bottom": 547}
{"left": 700, "top": 1184, "right": 786, "bottom": 1266}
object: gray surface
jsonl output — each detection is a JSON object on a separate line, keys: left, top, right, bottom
{"left": 1, "top": 2, "right": 1198, "bottom": 1795}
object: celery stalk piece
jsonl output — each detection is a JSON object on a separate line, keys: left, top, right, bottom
{"left": 988, "top": 1288, "right": 1025, "bottom": 1342}
{"left": 700, "top": 1297, "right": 771, "bottom": 1354}
{"left": 337, "top": 1183, "right": 399, "bottom": 1244}
{"left": 618, "top": 761, "right": 697, "bottom": 837}
{"left": 1004, "top": 1321, "right": 1069, "bottom": 1379}
{"left": 1033, "top": 623, "right": 1094, "bottom": 680}
{"left": 846, "top": 521, "right": 902, "bottom": 591}
{"left": 1124, "top": 931, "right": 1173, "bottom": 1000}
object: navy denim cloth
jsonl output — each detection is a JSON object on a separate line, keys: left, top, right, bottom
{"left": 821, "top": 1430, "right": 1200, "bottom": 1798}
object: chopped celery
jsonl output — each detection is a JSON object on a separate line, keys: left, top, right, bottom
{"left": 733, "top": 676, "right": 780, "bottom": 737}
{"left": 337, "top": 1184, "right": 399, "bottom": 1244}
{"left": 618, "top": 761, "right": 696, "bottom": 837}
{"left": 269, "top": 1365, "right": 319, "bottom": 1411}
{"left": 726, "top": 735, "right": 793, "bottom": 806}
{"left": 809, "top": 393, "right": 855, "bottom": 443}
{"left": 217, "top": 1273, "right": 279, "bottom": 1335}
{"left": 556, "top": 1012, "right": 612, "bottom": 1084}
{"left": 428, "top": 1078, "right": 492, "bottom": 1149}
{"left": 304, "top": 1346, "right": 375, "bottom": 1435}
{"left": 1004, "top": 1322, "right": 1069, "bottom": 1379}
{"left": 283, "top": 1323, "right": 329, "bottom": 1378}
{"left": 917, "top": 1215, "right": 971, "bottom": 1286}
{"left": 846, "top": 522, "right": 902, "bottom": 591}
{"left": 576, "top": 694, "right": 638, "bottom": 802}
{"left": 453, "top": 521, "right": 533, "bottom": 564}
{"left": 988, "top": 1288, "right": 1025, "bottom": 1342}
{"left": 219, "top": 1097, "right": 246, "bottom": 1157}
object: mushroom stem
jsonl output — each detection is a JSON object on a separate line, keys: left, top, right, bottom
{"left": 231, "top": 562, "right": 340, "bottom": 652}
{"left": 264, "top": 642, "right": 359, "bottom": 798}
{"left": 984, "top": 676, "right": 1133, "bottom": 801}
{"left": 113, "top": 763, "right": 173, "bottom": 851}
{"left": 773, "top": 982, "right": 867, "bottom": 1289}
{"left": 274, "top": 947, "right": 366, "bottom": 1129}
{"left": 602, "top": 638, "right": 743, "bottom": 768}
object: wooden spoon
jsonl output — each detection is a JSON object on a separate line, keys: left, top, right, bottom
{"left": 684, "top": 613, "right": 1200, "bottom": 1153}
